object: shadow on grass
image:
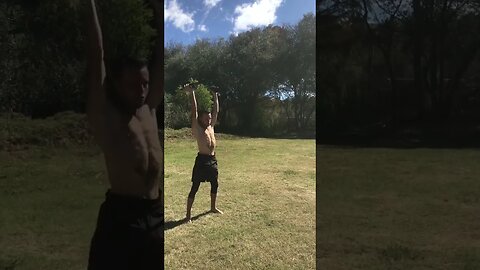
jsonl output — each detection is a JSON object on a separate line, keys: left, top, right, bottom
{"left": 164, "top": 211, "right": 212, "bottom": 231}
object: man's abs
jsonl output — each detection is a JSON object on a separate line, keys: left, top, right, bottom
{"left": 94, "top": 104, "right": 163, "bottom": 199}
{"left": 195, "top": 126, "right": 216, "bottom": 155}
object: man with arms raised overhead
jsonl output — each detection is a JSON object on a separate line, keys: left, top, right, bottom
{"left": 86, "top": 0, "right": 163, "bottom": 269}
{"left": 184, "top": 84, "right": 223, "bottom": 223}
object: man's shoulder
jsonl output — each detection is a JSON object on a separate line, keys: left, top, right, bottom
{"left": 136, "top": 104, "right": 157, "bottom": 118}
{"left": 192, "top": 123, "right": 202, "bottom": 132}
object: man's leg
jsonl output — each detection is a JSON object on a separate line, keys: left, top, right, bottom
{"left": 210, "top": 179, "right": 223, "bottom": 214}
{"left": 186, "top": 181, "right": 200, "bottom": 222}
{"left": 88, "top": 202, "right": 129, "bottom": 270}
{"left": 140, "top": 204, "right": 164, "bottom": 270}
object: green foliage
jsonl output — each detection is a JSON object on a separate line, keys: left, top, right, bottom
{"left": 165, "top": 79, "right": 214, "bottom": 129}
{"left": 164, "top": 15, "right": 316, "bottom": 136}
{"left": 318, "top": 1, "right": 480, "bottom": 134}
{"left": 193, "top": 84, "right": 214, "bottom": 113}
{"left": 164, "top": 43, "right": 189, "bottom": 95}
{"left": 0, "top": 2, "right": 316, "bottom": 137}
{"left": 97, "top": 0, "right": 156, "bottom": 61}
{"left": 185, "top": 39, "right": 228, "bottom": 90}
{"left": 0, "top": 2, "right": 23, "bottom": 113}
{"left": 164, "top": 127, "right": 192, "bottom": 140}
{"left": 0, "top": 111, "right": 93, "bottom": 150}
{"left": 0, "top": 0, "right": 157, "bottom": 118}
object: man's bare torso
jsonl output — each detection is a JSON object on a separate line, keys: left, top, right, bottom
{"left": 194, "top": 124, "right": 216, "bottom": 156}
{"left": 93, "top": 101, "right": 162, "bottom": 199}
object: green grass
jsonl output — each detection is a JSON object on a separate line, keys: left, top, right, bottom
{"left": 0, "top": 133, "right": 316, "bottom": 270}
{"left": 0, "top": 145, "right": 106, "bottom": 270}
{"left": 164, "top": 136, "right": 316, "bottom": 270}
{"left": 318, "top": 145, "right": 480, "bottom": 270}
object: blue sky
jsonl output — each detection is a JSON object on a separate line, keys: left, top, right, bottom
{"left": 164, "top": 0, "right": 315, "bottom": 45}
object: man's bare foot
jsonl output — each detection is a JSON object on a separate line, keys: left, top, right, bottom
{"left": 210, "top": 208, "right": 223, "bottom": 214}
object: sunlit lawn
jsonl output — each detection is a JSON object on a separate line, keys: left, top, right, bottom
{"left": 165, "top": 136, "right": 316, "bottom": 270}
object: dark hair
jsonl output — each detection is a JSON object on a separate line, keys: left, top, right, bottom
{"left": 198, "top": 110, "right": 211, "bottom": 117}
{"left": 107, "top": 57, "right": 148, "bottom": 79}
{"left": 104, "top": 57, "right": 147, "bottom": 110}
{"left": 105, "top": 57, "right": 147, "bottom": 92}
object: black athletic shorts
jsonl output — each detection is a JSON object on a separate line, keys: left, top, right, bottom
{"left": 191, "top": 153, "right": 218, "bottom": 183}
{"left": 88, "top": 190, "right": 163, "bottom": 270}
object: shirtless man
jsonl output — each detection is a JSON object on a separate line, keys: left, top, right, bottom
{"left": 185, "top": 84, "right": 223, "bottom": 222}
{"left": 86, "top": 0, "right": 163, "bottom": 269}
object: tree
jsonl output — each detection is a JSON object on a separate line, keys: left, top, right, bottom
{"left": 407, "top": 0, "right": 480, "bottom": 120}
{"left": 225, "top": 26, "right": 287, "bottom": 134}
{"left": 166, "top": 80, "right": 213, "bottom": 129}
{"left": 277, "top": 13, "right": 316, "bottom": 132}
{"left": 0, "top": 2, "right": 23, "bottom": 114}
{"left": 164, "top": 42, "right": 189, "bottom": 95}
{"left": 0, "top": 0, "right": 157, "bottom": 118}
{"left": 163, "top": 16, "right": 316, "bottom": 136}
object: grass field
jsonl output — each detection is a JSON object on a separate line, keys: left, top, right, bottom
{"left": 318, "top": 145, "right": 480, "bottom": 270}
{"left": 0, "top": 134, "right": 315, "bottom": 270}
{"left": 164, "top": 136, "right": 316, "bottom": 270}
{"left": 0, "top": 145, "right": 105, "bottom": 270}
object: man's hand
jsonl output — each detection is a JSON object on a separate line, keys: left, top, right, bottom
{"left": 183, "top": 84, "right": 194, "bottom": 93}
{"left": 210, "top": 86, "right": 220, "bottom": 97}
{"left": 183, "top": 82, "right": 198, "bottom": 93}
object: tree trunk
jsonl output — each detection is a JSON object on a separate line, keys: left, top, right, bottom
{"left": 413, "top": 0, "right": 425, "bottom": 120}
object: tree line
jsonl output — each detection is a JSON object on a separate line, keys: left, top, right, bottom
{"left": 0, "top": 0, "right": 156, "bottom": 117}
{"left": 318, "top": 0, "right": 480, "bottom": 139}
{"left": 164, "top": 14, "right": 315, "bottom": 136}
{"left": 0, "top": 1, "right": 315, "bottom": 138}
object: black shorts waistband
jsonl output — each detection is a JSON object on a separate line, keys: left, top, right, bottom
{"left": 105, "top": 190, "right": 161, "bottom": 210}
{"left": 197, "top": 152, "right": 216, "bottom": 158}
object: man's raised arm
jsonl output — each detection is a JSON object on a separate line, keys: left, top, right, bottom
{"left": 146, "top": 0, "right": 163, "bottom": 110}
{"left": 86, "top": 0, "right": 106, "bottom": 124}
{"left": 186, "top": 85, "right": 198, "bottom": 128}
{"left": 211, "top": 91, "right": 219, "bottom": 126}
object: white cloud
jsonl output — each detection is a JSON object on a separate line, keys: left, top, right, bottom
{"left": 164, "top": 0, "right": 195, "bottom": 33}
{"left": 198, "top": 24, "right": 208, "bottom": 32}
{"left": 204, "top": 0, "right": 222, "bottom": 9}
{"left": 198, "top": 0, "right": 221, "bottom": 34}
{"left": 233, "top": 0, "right": 283, "bottom": 34}
{"left": 225, "top": 14, "right": 234, "bottom": 23}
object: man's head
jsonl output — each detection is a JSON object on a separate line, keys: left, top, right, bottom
{"left": 107, "top": 57, "right": 149, "bottom": 111}
{"left": 198, "top": 110, "right": 211, "bottom": 128}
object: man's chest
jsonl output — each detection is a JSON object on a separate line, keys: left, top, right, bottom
{"left": 102, "top": 106, "right": 162, "bottom": 171}
{"left": 196, "top": 126, "right": 216, "bottom": 145}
